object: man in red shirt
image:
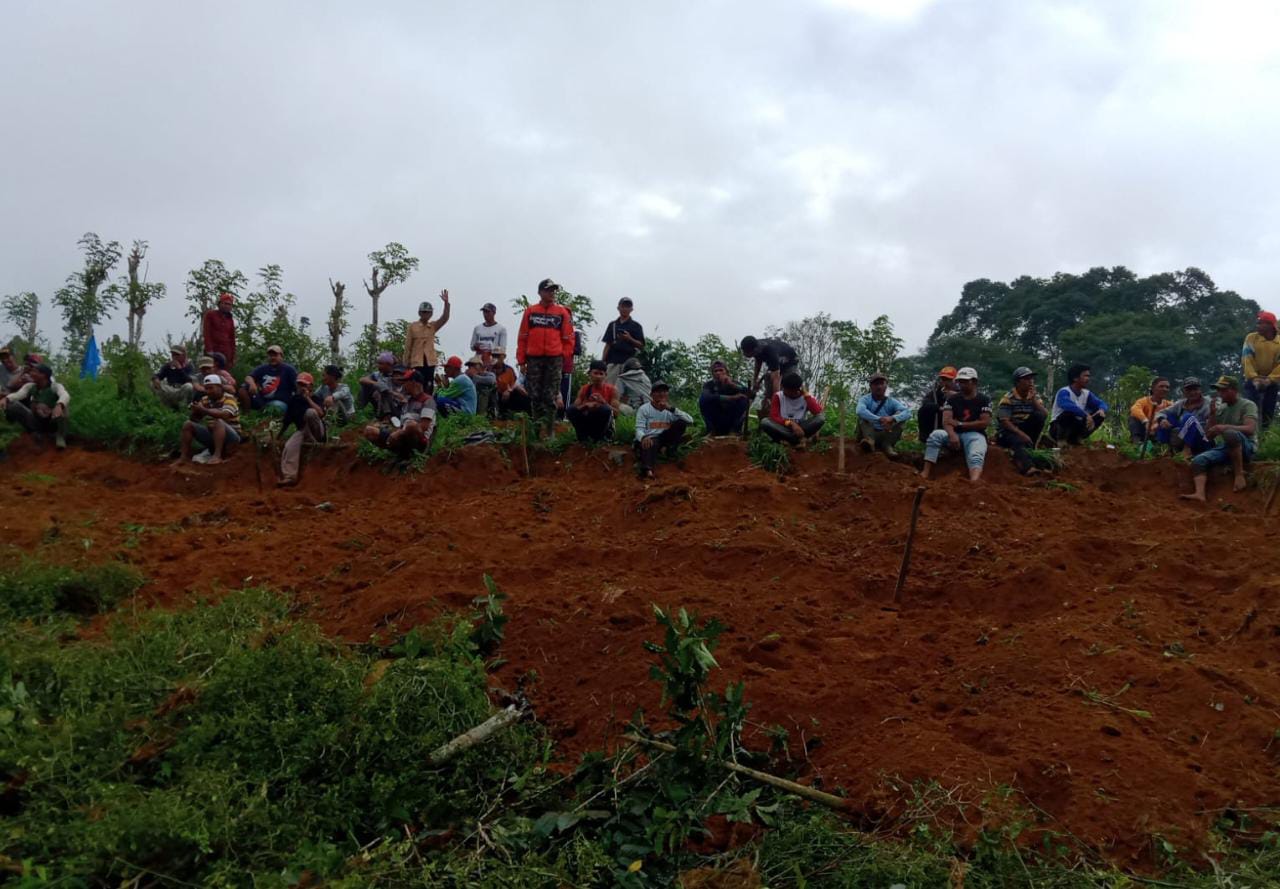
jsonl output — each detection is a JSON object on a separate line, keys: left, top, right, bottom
{"left": 567, "top": 359, "right": 620, "bottom": 443}
{"left": 203, "top": 292, "right": 237, "bottom": 369}
{"left": 516, "top": 278, "right": 575, "bottom": 437}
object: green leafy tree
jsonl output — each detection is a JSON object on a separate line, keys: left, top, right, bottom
{"left": 510, "top": 290, "right": 597, "bottom": 329}
{"left": 352, "top": 320, "right": 410, "bottom": 373}
{"left": 363, "top": 243, "right": 419, "bottom": 354}
{"left": 52, "top": 232, "right": 123, "bottom": 359}
{"left": 185, "top": 259, "right": 248, "bottom": 352}
{"left": 831, "top": 314, "right": 905, "bottom": 403}
{"left": 236, "top": 264, "right": 294, "bottom": 356}
{"left": 2, "top": 291, "right": 42, "bottom": 352}
{"left": 103, "top": 240, "right": 165, "bottom": 349}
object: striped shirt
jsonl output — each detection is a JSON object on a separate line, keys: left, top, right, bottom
{"left": 201, "top": 392, "right": 241, "bottom": 432}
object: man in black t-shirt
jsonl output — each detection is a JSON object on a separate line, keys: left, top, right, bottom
{"left": 698, "top": 360, "right": 751, "bottom": 435}
{"left": 741, "top": 335, "right": 799, "bottom": 419}
{"left": 920, "top": 366, "right": 992, "bottom": 482}
{"left": 602, "top": 297, "right": 645, "bottom": 386}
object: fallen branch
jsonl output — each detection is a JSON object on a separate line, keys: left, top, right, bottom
{"left": 893, "top": 486, "right": 926, "bottom": 606}
{"left": 623, "top": 733, "right": 850, "bottom": 811}
{"left": 428, "top": 704, "right": 526, "bottom": 766}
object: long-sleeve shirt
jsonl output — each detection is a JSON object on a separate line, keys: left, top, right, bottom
{"left": 1242, "top": 332, "right": 1280, "bottom": 380}
{"left": 471, "top": 322, "right": 507, "bottom": 354}
{"left": 517, "top": 303, "right": 575, "bottom": 363}
{"left": 1157, "top": 397, "right": 1211, "bottom": 426}
{"left": 153, "top": 361, "right": 195, "bottom": 387}
{"left": 1129, "top": 396, "right": 1172, "bottom": 424}
{"left": 1050, "top": 386, "right": 1108, "bottom": 421}
{"left": 8, "top": 381, "right": 70, "bottom": 408}
{"left": 635, "top": 403, "right": 692, "bottom": 440}
{"left": 855, "top": 393, "right": 911, "bottom": 424}
{"left": 202, "top": 309, "right": 236, "bottom": 368}
{"left": 771, "top": 392, "right": 824, "bottom": 423}
{"left": 436, "top": 374, "right": 477, "bottom": 413}
{"left": 404, "top": 319, "right": 444, "bottom": 367}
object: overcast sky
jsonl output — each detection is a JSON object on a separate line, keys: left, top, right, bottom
{"left": 2, "top": 0, "right": 1278, "bottom": 362}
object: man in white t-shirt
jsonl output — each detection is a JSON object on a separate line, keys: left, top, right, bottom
{"left": 471, "top": 303, "right": 507, "bottom": 365}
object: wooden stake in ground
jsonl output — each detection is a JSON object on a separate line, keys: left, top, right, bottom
{"left": 893, "top": 486, "right": 926, "bottom": 606}
{"left": 837, "top": 401, "right": 846, "bottom": 474}
{"left": 520, "top": 416, "right": 531, "bottom": 477}
{"left": 624, "top": 734, "right": 849, "bottom": 811}
{"left": 428, "top": 704, "right": 526, "bottom": 766}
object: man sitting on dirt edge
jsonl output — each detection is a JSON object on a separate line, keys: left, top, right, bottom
{"left": 635, "top": 381, "right": 692, "bottom": 480}
{"left": 921, "top": 366, "right": 991, "bottom": 482}
{"left": 1049, "top": 363, "right": 1108, "bottom": 446}
{"left": 175, "top": 374, "right": 241, "bottom": 466}
{"left": 1156, "top": 378, "right": 1212, "bottom": 457}
{"left": 996, "top": 367, "right": 1048, "bottom": 475}
{"left": 698, "top": 360, "right": 751, "bottom": 436}
{"left": 278, "top": 372, "right": 327, "bottom": 488}
{"left": 239, "top": 345, "right": 296, "bottom": 415}
{"left": 1182, "top": 375, "right": 1258, "bottom": 502}
{"left": 855, "top": 371, "right": 910, "bottom": 456}
{"left": 567, "top": 359, "right": 620, "bottom": 443}
{"left": 363, "top": 369, "right": 436, "bottom": 459}
{"left": 0, "top": 363, "right": 70, "bottom": 450}
{"left": 151, "top": 346, "right": 196, "bottom": 408}
{"left": 760, "top": 372, "right": 825, "bottom": 448}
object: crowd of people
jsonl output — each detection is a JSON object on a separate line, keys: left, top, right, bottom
{"left": 2, "top": 285, "right": 1274, "bottom": 499}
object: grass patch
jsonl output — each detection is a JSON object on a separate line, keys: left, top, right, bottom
{"left": 0, "top": 558, "right": 142, "bottom": 620}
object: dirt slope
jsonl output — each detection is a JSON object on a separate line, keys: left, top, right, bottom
{"left": 1, "top": 436, "right": 1277, "bottom": 867}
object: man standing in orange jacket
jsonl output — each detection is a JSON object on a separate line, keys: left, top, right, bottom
{"left": 517, "top": 278, "right": 575, "bottom": 437}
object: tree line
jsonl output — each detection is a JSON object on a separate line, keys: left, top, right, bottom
{"left": 2, "top": 234, "right": 1255, "bottom": 406}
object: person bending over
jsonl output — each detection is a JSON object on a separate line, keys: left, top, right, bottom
{"left": 855, "top": 372, "right": 911, "bottom": 456}
{"left": 634, "top": 381, "right": 691, "bottom": 480}
{"left": 740, "top": 335, "right": 799, "bottom": 420}
{"left": 760, "top": 372, "right": 825, "bottom": 447}
{"left": 921, "top": 366, "right": 991, "bottom": 482}
{"left": 698, "top": 360, "right": 750, "bottom": 436}
{"left": 995, "top": 366, "right": 1048, "bottom": 475}
{"left": 1183, "top": 375, "right": 1258, "bottom": 501}
{"left": 567, "top": 359, "right": 620, "bottom": 443}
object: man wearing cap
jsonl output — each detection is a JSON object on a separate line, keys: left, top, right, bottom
{"left": 363, "top": 369, "right": 436, "bottom": 457}
{"left": 516, "top": 279, "right": 575, "bottom": 437}
{"left": 277, "top": 372, "right": 327, "bottom": 487}
{"left": 492, "top": 348, "right": 531, "bottom": 417}
{"left": 0, "top": 364, "right": 70, "bottom": 449}
{"left": 0, "top": 348, "right": 21, "bottom": 391}
{"left": 699, "top": 360, "right": 751, "bottom": 436}
{"left": 359, "top": 351, "right": 400, "bottom": 415}
{"left": 761, "top": 372, "right": 826, "bottom": 447}
{"left": 855, "top": 372, "right": 911, "bottom": 456}
{"left": 602, "top": 298, "right": 645, "bottom": 386}
{"left": 404, "top": 290, "right": 450, "bottom": 390}
{"left": 471, "top": 302, "right": 507, "bottom": 363}
{"left": 996, "top": 367, "right": 1049, "bottom": 475}
{"left": 918, "top": 367, "right": 957, "bottom": 442}
{"left": 1242, "top": 310, "right": 1280, "bottom": 428}
{"left": 202, "top": 292, "right": 237, "bottom": 368}
{"left": 1049, "top": 364, "right": 1108, "bottom": 446}
{"left": 239, "top": 346, "right": 297, "bottom": 414}
{"left": 174, "top": 374, "right": 240, "bottom": 466}
{"left": 1156, "top": 378, "right": 1213, "bottom": 456}
{"left": 1128, "top": 377, "right": 1172, "bottom": 447}
{"left": 615, "top": 356, "right": 653, "bottom": 414}
{"left": 315, "top": 365, "right": 355, "bottom": 425}
{"left": 1183, "top": 376, "right": 1258, "bottom": 501}
{"left": 921, "top": 366, "right": 991, "bottom": 482}
{"left": 634, "top": 381, "right": 692, "bottom": 480}
{"left": 150, "top": 346, "right": 197, "bottom": 408}
{"left": 191, "top": 355, "right": 217, "bottom": 399}
{"left": 435, "top": 356, "right": 478, "bottom": 417}
{"left": 466, "top": 354, "right": 498, "bottom": 417}
{"left": 567, "top": 359, "right": 621, "bottom": 443}
{"left": 741, "top": 335, "right": 799, "bottom": 419}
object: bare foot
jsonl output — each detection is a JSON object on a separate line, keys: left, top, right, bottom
{"left": 207, "top": 456, "right": 224, "bottom": 466}
{"left": 1233, "top": 475, "right": 1248, "bottom": 492}
{"left": 1180, "top": 492, "right": 1206, "bottom": 502}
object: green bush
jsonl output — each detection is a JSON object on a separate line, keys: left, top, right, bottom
{"left": 63, "top": 376, "right": 186, "bottom": 454}
{"left": 0, "top": 558, "right": 142, "bottom": 619}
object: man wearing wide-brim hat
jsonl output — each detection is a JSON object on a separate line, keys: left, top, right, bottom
{"left": 1182, "top": 375, "right": 1258, "bottom": 502}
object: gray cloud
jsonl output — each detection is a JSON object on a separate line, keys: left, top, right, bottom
{"left": 2, "top": 0, "right": 1277, "bottom": 362}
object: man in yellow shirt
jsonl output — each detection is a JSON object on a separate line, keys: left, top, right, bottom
{"left": 404, "top": 289, "right": 451, "bottom": 391}
{"left": 1242, "top": 310, "right": 1280, "bottom": 427}
{"left": 1128, "top": 376, "right": 1171, "bottom": 447}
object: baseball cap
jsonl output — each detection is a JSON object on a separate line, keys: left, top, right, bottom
{"left": 618, "top": 297, "right": 633, "bottom": 307}
{"left": 465, "top": 354, "right": 483, "bottom": 366}
{"left": 955, "top": 367, "right": 978, "bottom": 381}
{"left": 266, "top": 345, "right": 283, "bottom": 356}
{"left": 938, "top": 366, "right": 958, "bottom": 380}
{"left": 1182, "top": 376, "right": 1202, "bottom": 389}
{"left": 1012, "top": 366, "right": 1035, "bottom": 380}
{"left": 1212, "top": 375, "right": 1240, "bottom": 389}
{"left": 538, "top": 278, "right": 559, "bottom": 292}
{"left": 296, "top": 372, "right": 314, "bottom": 386}
{"left": 203, "top": 374, "right": 222, "bottom": 386}
{"left": 481, "top": 302, "right": 497, "bottom": 313}
{"left": 418, "top": 301, "right": 433, "bottom": 313}
{"left": 651, "top": 380, "right": 671, "bottom": 392}
{"left": 197, "top": 355, "right": 215, "bottom": 368}
{"left": 218, "top": 292, "right": 234, "bottom": 304}
{"left": 398, "top": 368, "right": 424, "bottom": 384}
{"left": 170, "top": 345, "right": 186, "bottom": 355}
{"left": 869, "top": 371, "right": 888, "bottom": 384}
{"left": 1259, "top": 311, "right": 1277, "bottom": 324}
{"left": 324, "top": 364, "right": 343, "bottom": 379}
{"left": 710, "top": 360, "right": 727, "bottom": 371}
{"left": 377, "top": 351, "right": 395, "bottom": 365}
{"left": 445, "top": 355, "right": 463, "bottom": 370}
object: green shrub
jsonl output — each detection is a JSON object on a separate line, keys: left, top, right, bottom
{"left": 0, "top": 558, "right": 142, "bottom": 619}
{"left": 63, "top": 376, "right": 186, "bottom": 454}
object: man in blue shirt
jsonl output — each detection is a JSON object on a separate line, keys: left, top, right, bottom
{"left": 238, "top": 345, "right": 297, "bottom": 414}
{"left": 435, "top": 356, "right": 477, "bottom": 416}
{"left": 1049, "top": 363, "right": 1108, "bottom": 446}
{"left": 855, "top": 372, "right": 912, "bottom": 456}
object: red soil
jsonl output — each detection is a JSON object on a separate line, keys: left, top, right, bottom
{"left": 2, "top": 436, "right": 1277, "bottom": 867}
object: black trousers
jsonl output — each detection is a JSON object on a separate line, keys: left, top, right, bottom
{"left": 997, "top": 415, "right": 1045, "bottom": 474}
{"left": 635, "top": 419, "right": 688, "bottom": 470}
{"left": 567, "top": 404, "right": 613, "bottom": 442}
{"left": 1049, "top": 411, "right": 1104, "bottom": 446}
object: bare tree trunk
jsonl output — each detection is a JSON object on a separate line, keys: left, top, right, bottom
{"left": 25, "top": 310, "right": 36, "bottom": 348}
{"left": 328, "top": 279, "right": 346, "bottom": 363}
{"left": 364, "top": 267, "right": 386, "bottom": 359}
{"left": 370, "top": 293, "right": 379, "bottom": 354}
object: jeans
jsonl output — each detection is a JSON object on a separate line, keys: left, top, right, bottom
{"left": 925, "top": 429, "right": 988, "bottom": 469}
{"left": 247, "top": 394, "right": 287, "bottom": 414}
{"left": 635, "top": 419, "right": 689, "bottom": 471}
{"left": 1243, "top": 379, "right": 1278, "bottom": 427}
{"left": 1191, "top": 430, "right": 1254, "bottom": 471}
{"left": 699, "top": 393, "right": 749, "bottom": 435}
{"left": 760, "top": 414, "right": 825, "bottom": 444}
{"left": 436, "top": 396, "right": 465, "bottom": 417}
{"left": 525, "top": 356, "right": 561, "bottom": 435}
{"left": 567, "top": 404, "right": 613, "bottom": 442}
{"left": 997, "top": 415, "right": 1044, "bottom": 474}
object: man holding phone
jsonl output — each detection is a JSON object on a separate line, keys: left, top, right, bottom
{"left": 567, "top": 359, "right": 621, "bottom": 442}
{"left": 602, "top": 297, "right": 645, "bottom": 385}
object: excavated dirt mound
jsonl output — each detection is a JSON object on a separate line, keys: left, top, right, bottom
{"left": 1, "top": 435, "right": 1277, "bottom": 868}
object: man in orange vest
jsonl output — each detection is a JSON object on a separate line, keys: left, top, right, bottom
{"left": 517, "top": 278, "right": 575, "bottom": 438}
